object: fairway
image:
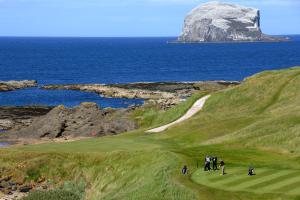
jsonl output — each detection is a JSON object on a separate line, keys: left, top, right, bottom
{"left": 192, "top": 167, "right": 300, "bottom": 195}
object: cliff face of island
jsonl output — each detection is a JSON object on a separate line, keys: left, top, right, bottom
{"left": 178, "top": 2, "right": 288, "bottom": 42}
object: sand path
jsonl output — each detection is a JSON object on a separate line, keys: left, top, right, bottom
{"left": 146, "top": 95, "right": 210, "bottom": 133}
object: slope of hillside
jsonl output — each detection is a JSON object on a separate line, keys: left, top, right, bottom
{"left": 1, "top": 67, "right": 300, "bottom": 200}
{"left": 161, "top": 66, "right": 300, "bottom": 152}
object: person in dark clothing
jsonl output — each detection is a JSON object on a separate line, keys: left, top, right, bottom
{"left": 212, "top": 157, "right": 218, "bottom": 170}
{"left": 248, "top": 167, "right": 255, "bottom": 176}
{"left": 182, "top": 165, "right": 188, "bottom": 175}
{"left": 220, "top": 160, "right": 225, "bottom": 175}
{"left": 204, "top": 156, "right": 211, "bottom": 171}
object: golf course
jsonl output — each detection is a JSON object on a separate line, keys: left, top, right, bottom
{"left": 1, "top": 66, "right": 300, "bottom": 200}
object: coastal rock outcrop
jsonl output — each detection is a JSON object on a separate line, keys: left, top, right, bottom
{"left": 0, "top": 106, "right": 52, "bottom": 130}
{"left": 42, "top": 84, "right": 183, "bottom": 110}
{"left": 0, "top": 80, "right": 37, "bottom": 92}
{"left": 42, "top": 81, "right": 240, "bottom": 109}
{"left": 42, "top": 84, "right": 178, "bottom": 100}
{"left": 4, "top": 103, "right": 137, "bottom": 140}
{"left": 178, "top": 2, "right": 287, "bottom": 42}
{"left": 0, "top": 119, "right": 14, "bottom": 130}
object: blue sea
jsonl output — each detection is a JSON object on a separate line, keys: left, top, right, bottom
{"left": 0, "top": 36, "right": 300, "bottom": 108}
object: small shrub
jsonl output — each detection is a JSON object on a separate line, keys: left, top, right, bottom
{"left": 63, "top": 179, "right": 86, "bottom": 199}
{"left": 26, "top": 168, "right": 41, "bottom": 181}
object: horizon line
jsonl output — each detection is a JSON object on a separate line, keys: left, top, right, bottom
{"left": 0, "top": 34, "right": 300, "bottom": 38}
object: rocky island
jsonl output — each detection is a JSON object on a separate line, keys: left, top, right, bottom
{"left": 178, "top": 1, "right": 288, "bottom": 42}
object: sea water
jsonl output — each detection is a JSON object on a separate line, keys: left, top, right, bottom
{"left": 0, "top": 36, "right": 300, "bottom": 108}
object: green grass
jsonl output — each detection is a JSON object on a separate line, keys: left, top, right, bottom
{"left": 132, "top": 91, "right": 208, "bottom": 128}
{"left": 158, "top": 67, "right": 300, "bottom": 152}
{"left": 192, "top": 167, "right": 300, "bottom": 195}
{"left": 2, "top": 67, "right": 300, "bottom": 200}
{"left": 23, "top": 190, "right": 80, "bottom": 200}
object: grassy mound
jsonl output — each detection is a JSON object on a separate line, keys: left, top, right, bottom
{"left": 1, "top": 67, "right": 300, "bottom": 200}
{"left": 162, "top": 67, "right": 300, "bottom": 152}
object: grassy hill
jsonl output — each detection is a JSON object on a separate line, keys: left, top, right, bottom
{"left": 1, "top": 67, "right": 300, "bottom": 200}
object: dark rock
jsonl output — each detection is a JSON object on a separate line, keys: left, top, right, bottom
{"left": 19, "top": 185, "right": 32, "bottom": 193}
{"left": 5, "top": 103, "right": 137, "bottom": 140}
{"left": 8, "top": 181, "right": 16, "bottom": 186}
{"left": 0, "top": 106, "right": 52, "bottom": 131}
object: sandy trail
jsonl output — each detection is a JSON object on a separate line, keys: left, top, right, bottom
{"left": 146, "top": 95, "right": 210, "bottom": 133}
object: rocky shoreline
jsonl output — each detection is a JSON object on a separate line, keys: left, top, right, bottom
{"left": 0, "top": 103, "right": 137, "bottom": 143}
{"left": 0, "top": 168, "right": 51, "bottom": 200}
{"left": 0, "top": 106, "right": 52, "bottom": 130}
{"left": 0, "top": 80, "right": 37, "bottom": 92}
{"left": 0, "top": 80, "right": 240, "bottom": 145}
{"left": 42, "top": 81, "right": 240, "bottom": 109}
{"left": 42, "top": 83, "right": 180, "bottom": 109}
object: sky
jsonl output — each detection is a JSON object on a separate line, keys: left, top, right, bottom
{"left": 0, "top": 0, "right": 299, "bottom": 37}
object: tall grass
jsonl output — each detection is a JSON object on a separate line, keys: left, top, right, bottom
{"left": 132, "top": 92, "right": 207, "bottom": 128}
{"left": 159, "top": 67, "right": 300, "bottom": 152}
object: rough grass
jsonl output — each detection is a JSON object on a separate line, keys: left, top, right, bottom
{"left": 2, "top": 67, "right": 300, "bottom": 200}
{"left": 160, "top": 67, "right": 300, "bottom": 152}
{"left": 1, "top": 149, "right": 196, "bottom": 200}
{"left": 132, "top": 91, "right": 208, "bottom": 128}
{"left": 22, "top": 190, "right": 80, "bottom": 200}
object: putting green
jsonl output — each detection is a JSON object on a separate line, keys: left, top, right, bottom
{"left": 191, "top": 167, "right": 300, "bottom": 195}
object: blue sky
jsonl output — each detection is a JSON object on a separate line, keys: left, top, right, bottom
{"left": 0, "top": 0, "right": 299, "bottom": 37}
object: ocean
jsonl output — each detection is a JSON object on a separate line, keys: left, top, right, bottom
{"left": 1, "top": 36, "right": 300, "bottom": 108}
